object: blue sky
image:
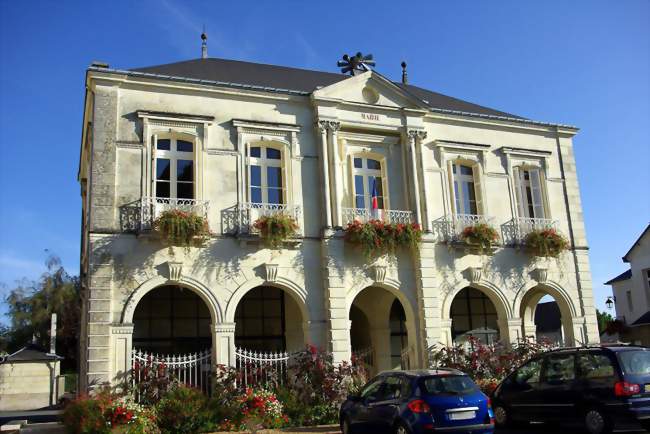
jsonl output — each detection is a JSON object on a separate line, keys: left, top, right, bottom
{"left": 0, "top": 0, "right": 648, "bottom": 323}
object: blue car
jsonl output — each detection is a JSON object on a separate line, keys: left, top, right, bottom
{"left": 340, "top": 369, "right": 495, "bottom": 434}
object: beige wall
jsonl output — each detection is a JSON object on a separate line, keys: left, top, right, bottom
{"left": 78, "top": 69, "right": 600, "bottom": 391}
{"left": 0, "top": 361, "right": 59, "bottom": 411}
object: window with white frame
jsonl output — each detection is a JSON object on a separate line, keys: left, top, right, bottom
{"left": 352, "top": 156, "right": 384, "bottom": 209}
{"left": 514, "top": 167, "right": 546, "bottom": 219}
{"left": 155, "top": 138, "right": 194, "bottom": 199}
{"left": 451, "top": 162, "right": 482, "bottom": 215}
{"left": 248, "top": 145, "right": 284, "bottom": 204}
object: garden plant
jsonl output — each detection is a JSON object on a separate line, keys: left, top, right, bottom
{"left": 344, "top": 219, "right": 423, "bottom": 257}
{"left": 459, "top": 223, "right": 499, "bottom": 254}
{"left": 252, "top": 214, "right": 299, "bottom": 247}
{"left": 153, "top": 209, "right": 210, "bottom": 247}
{"left": 523, "top": 228, "right": 570, "bottom": 258}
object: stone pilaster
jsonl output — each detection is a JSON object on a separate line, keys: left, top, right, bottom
{"left": 328, "top": 121, "right": 342, "bottom": 228}
{"left": 406, "top": 130, "right": 425, "bottom": 226}
{"left": 413, "top": 236, "right": 441, "bottom": 367}
{"left": 500, "top": 318, "right": 524, "bottom": 344}
{"left": 108, "top": 323, "right": 134, "bottom": 387}
{"left": 317, "top": 121, "right": 332, "bottom": 228}
{"left": 213, "top": 323, "right": 237, "bottom": 367}
{"left": 322, "top": 236, "right": 351, "bottom": 364}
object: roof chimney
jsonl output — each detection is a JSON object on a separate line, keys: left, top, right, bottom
{"left": 201, "top": 30, "right": 208, "bottom": 59}
{"left": 401, "top": 61, "right": 408, "bottom": 85}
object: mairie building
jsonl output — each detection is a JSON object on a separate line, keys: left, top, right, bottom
{"left": 77, "top": 45, "right": 600, "bottom": 392}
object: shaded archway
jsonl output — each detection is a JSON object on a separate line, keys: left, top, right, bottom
{"left": 132, "top": 285, "right": 212, "bottom": 354}
{"left": 449, "top": 287, "right": 500, "bottom": 344}
{"left": 349, "top": 286, "right": 416, "bottom": 372}
{"left": 233, "top": 285, "right": 306, "bottom": 352}
{"left": 519, "top": 283, "right": 576, "bottom": 346}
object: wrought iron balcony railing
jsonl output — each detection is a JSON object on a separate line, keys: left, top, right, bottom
{"left": 342, "top": 207, "right": 414, "bottom": 225}
{"left": 501, "top": 217, "right": 558, "bottom": 245}
{"left": 235, "top": 202, "right": 302, "bottom": 236}
{"left": 432, "top": 214, "right": 495, "bottom": 243}
{"left": 139, "top": 197, "right": 210, "bottom": 232}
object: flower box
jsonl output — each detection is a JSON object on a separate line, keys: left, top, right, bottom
{"left": 458, "top": 223, "right": 499, "bottom": 254}
{"left": 523, "top": 228, "right": 569, "bottom": 258}
{"left": 344, "top": 219, "right": 422, "bottom": 258}
{"left": 252, "top": 214, "right": 299, "bottom": 248}
{"left": 153, "top": 209, "right": 211, "bottom": 247}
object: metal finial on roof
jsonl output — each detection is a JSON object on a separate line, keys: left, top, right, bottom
{"left": 337, "top": 52, "right": 375, "bottom": 76}
{"left": 401, "top": 61, "right": 408, "bottom": 85}
{"left": 201, "top": 26, "right": 208, "bottom": 59}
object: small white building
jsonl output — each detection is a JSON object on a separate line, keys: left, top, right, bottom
{"left": 605, "top": 224, "right": 650, "bottom": 346}
{"left": 0, "top": 344, "right": 62, "bottom": 411}
{"left": 77, "top": 43, "right": 600, "bottom": 392}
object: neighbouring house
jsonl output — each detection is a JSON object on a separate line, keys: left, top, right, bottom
{"left": 605, "top": 224, "right": 650, "bottom": 346}
{"left": 77, "top": 37, "right": 599, "bottom": 393}
{"left": 0, "top": 344, "right": 63, "bottom": 411}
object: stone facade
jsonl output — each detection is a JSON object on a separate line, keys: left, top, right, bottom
{"left": 78, "top": 62, "right": 600, "bottom": 392}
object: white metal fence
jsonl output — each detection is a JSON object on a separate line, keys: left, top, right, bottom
{"left": 139, "top": 197, "right": 210, "bottom": 231}
{"left": 236, "top": 202, "right": 302, "bottom": 235}
{"left": 342, "top": 208, "right": 414, "bottom": 225}
{"left": 131, "top": 348, "right": 212, "bottom": 398}
{"left": 234, "top": 347, "right": 293, "bottom": 388}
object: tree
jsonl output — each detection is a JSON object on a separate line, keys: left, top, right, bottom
{"left": 3, "top": 254, "right": 80, "bottom": 370}
{"left": 596, "top": 309, "right": 614, "bottom": 335}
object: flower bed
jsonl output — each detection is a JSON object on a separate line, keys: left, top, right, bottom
{"left": 252, "top": 214, "right": 299, "bottom": 247}
{"left": 459, "top": 223, "right": 499, "bottom": 253}
{"left": 429, "top": 336, "right": 554, "bottom": 394}
{"left": 153, "top": 209, "right": 210, "bottom": 247}
{"left": 523, "top": 228, "right": 569, "bottom": 258}
{"left": 344, "top": 219, "right": 422, "bottom": 257}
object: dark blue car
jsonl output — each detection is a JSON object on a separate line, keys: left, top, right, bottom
{"left": 340, "top": 369, "right": 495, "bottom": 434}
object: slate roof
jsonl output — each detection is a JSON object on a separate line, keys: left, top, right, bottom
{"left": 623, "top": 223, "right": 650, "bottom": 263}
{"left": 130, "top": 58, "right": 523, "bottom": 119}
{"left": 0, "top": 343, "right": 62, "bottom": 363}
{"left": 631, "top": 310, "right": 650, "bottom": 326}
{"left": 605, "top": 269, "right": 633, "bottom": 285}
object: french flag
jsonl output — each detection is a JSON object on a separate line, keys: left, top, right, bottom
{"left": 371, "top": 178, "right": 380, "bottom": 219}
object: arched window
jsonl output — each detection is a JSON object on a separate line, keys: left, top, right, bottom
{"left": 514, "top": 167, "right": 546, "bottom": 219}
{"left": 248, "top": 145, "right": 283, "bottom": 204}
{"left": 352, "top": 156, "right": 384, "bottom": 209}
{"left": 154, "top": 137, "right": 194, "bottom": 199}
{"left": 451, "top": 162, "right": 482, "bottom": 215}
{"left": 450, "top": 287, "right": 499, "bottom": 344}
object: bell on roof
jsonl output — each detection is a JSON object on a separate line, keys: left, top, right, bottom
{"left": 337, "top": 52, "right": 375, "bottom": 76}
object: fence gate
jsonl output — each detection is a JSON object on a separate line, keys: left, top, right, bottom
{"left": 235, "top": 347, "right": 293, "bottom": 388}
{"left": 132, "top": 348, "right": 212, "bottom": 398}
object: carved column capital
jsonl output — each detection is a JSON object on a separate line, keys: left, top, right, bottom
{"left": 328, "top": 121, "right": 341, "bottom": 132}
{"left": 407, "top": 129, "right": 427, "bottom": 142}
{"left": 317, "top": 120, "right": 329, "bottom": 133}
{"left": 264, "top": 263, "right": 279, "bottom": 282}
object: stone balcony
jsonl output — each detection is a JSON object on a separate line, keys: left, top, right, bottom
{"left": 227, "top": 202, "right": 302, "bottom": 237}
{"left": 433, "top": 213, "right": 495, "bottom": 244}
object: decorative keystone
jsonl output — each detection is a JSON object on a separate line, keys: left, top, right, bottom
{"left": 264, "top": 264, "right": 279, "bottom": 282}
{"left": 372, "top": 265, "right": 387, "bottom": 283}
{"left": 167, "top": 261, "right": 183, "bottom": 282}
{"left": 532, "top": 266, "right": 548, "bottom": 284}
{"left": 465, "top": 266, "right": 483, "bottom": 283}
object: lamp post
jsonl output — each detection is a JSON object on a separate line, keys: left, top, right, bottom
{"left": 605, "top": 296, "right": 615, "bottom": 310}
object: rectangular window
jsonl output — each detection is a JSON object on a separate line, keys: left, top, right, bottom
{"left": 248, "top": 145, "right": 284, "bottom": 204}
{"left": 352, "top": 157, "right": 385, "bottom": 210}
{"left": 516, "top": 167, "right": 545, "bottom": 219}
{"left": 451, "top": 163, "right": 478, "bottom": 215}
{"left": 626, "top": 290, "right": 633, "bottom": 312}
{"left": 154, "top": 138, "right": 194, "bottom": 199}
{"left": 543, "top": 354, "right": 576, "bottom": 383}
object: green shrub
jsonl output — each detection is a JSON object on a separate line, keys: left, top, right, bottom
{"left": 62, "top": 393, "right": 111, "bottom": 434}
{"left": 253, "top": 214, "right": 299, "bottom": 247}
{"left": 155, "top": 385, "right": 208, "bottom": 434}
{"left": 153, "top": 209, "right": 210, "bottom": 247}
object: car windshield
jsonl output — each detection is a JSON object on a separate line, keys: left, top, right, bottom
{"left": 420, "top": 375, "right": 479, "bottom": 396}
{"left": 618, "top": 351, "right": 650, "bottom": 375}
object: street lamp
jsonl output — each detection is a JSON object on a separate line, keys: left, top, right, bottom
{"left": 605, "top": 296, "right": 616, "bottom": 310}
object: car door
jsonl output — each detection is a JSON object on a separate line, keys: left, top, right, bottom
{"left": 505, "top": 356, "right": 545, "bottom": 421}
{"left": 368, "top": 375, "right": 405, "bottom": 433}
{"left": 351, "top": 376, "right": 386, "bottom": 431}
{"left": 576, "top": 351, "right": 618, "bottom": 411}
{"left": 538, "top": 352, "right": 578, "bottom": 422}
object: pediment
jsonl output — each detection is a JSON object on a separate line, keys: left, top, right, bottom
{"left": 313, "top": 71, "right": 426, "bottom": 109}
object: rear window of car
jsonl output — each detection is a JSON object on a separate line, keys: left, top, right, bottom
{"left": 618, "top": 351, "right": 650, "bottom": 375}
{"left": 420, "top": 375, "right": 479, "bottom": 395}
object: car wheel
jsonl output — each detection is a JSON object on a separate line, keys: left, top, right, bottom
{"left": 584, "top": 408, "right": 611, "bottom": 434}
{"left": 341, "top": 417, "right": 355, "bottom": 434}
{"left": 394, "top": 421, "right": 411, "bottom": 434}
{"left": 493, "top": 404, "right": 509, "bottom": 427}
